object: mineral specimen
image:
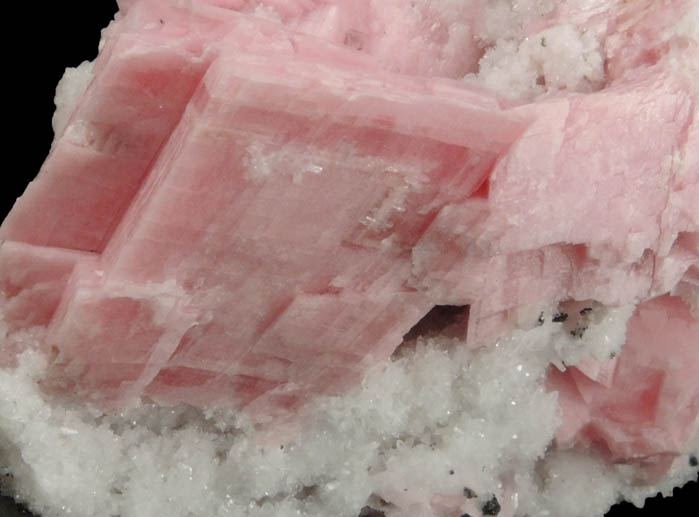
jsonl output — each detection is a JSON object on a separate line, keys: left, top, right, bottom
{"left": 1, "top": 1, "right": 697, "bottom": 516}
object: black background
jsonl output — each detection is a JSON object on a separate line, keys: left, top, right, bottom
{"left": 2, "top": 1, "right": 697, "bottom": 515}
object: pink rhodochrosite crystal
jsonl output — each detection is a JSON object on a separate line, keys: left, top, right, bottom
{"left": 0, "top": 1, "right": 697, "bottom": 517}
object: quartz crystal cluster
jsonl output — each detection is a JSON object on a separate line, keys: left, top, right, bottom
{"left": 0, "top": 1, "right": 697, "bottom": 516}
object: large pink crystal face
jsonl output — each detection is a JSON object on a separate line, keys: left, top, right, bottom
{"left": 1, "top": 0, "right": 698, "bottom": 477}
